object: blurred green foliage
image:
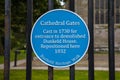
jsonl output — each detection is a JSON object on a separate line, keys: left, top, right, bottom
{"left": 0, "top": 0, "right": 60, "bottom": 55}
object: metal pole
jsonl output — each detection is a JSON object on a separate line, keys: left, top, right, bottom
{"left": 69, "top": 0, "right": 75, "bottom": 12}
{"left": 4, "top": 0, "right": 11, "bottom": 80}
{"left": 108, "top": 0, "right": 115, "bottom": 80}
{"left": 48, "top": 0, "right": 54, "bottom": 10}
{"left": 69, "top": 0, "right": 75, "bottom": 80}
{"left": 48, "top": 66, "right": 53, "bottom": 80}
{"left": 48, "top": 0, "right": 54, "bottom": 80}
{"left": 70, "top": 65, "right": 75, "bottom": 80}
{"left": 14, "top": 50, "right": 17, "bottom": 67}
{"left": 88, "top": 0, "right": 94, "bottom": 80}
{"left": 26, "top": 0, "right": 33, "bottom": 80}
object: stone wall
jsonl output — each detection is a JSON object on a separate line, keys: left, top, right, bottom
{"left": 75, "top": 0, "right": 88, "bottom": 24}
{"left": 64, "top": 0, "right": 120, "bottom": 50}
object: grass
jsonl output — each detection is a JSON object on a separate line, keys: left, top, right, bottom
{"left": 0, "top": 70, "right": 120, "bottom": 80}
{"left": 0, "top": 50, "right": 26, "bottom": 64}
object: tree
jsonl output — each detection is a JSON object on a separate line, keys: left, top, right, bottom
{"left": 0, "top": 0, "right": 60, "bottom": 55}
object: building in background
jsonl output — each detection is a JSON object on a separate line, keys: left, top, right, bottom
{"left": 63, "top": 0, "right": 120, "bottom": 51}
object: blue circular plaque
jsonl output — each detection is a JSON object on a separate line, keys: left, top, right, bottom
{"left": 31, "top": 9, "right": 90, "bottom": 68}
